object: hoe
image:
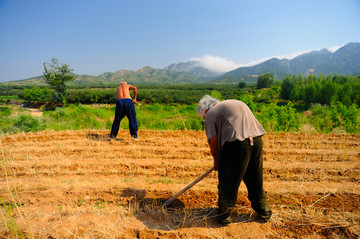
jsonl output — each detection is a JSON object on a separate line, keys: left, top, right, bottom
{"left": 164, "top": 166, "right": 214, "bottom": 206}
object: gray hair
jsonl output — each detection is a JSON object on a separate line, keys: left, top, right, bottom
{"left": 197, "top": 95, "right": 220, "bottom": 119}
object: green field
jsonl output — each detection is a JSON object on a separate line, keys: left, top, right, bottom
{"left": 0, "top": 103, "right": 203, "bottom": 135}
{"left": 1, "top": 100, "right": 359, "bottom": 135}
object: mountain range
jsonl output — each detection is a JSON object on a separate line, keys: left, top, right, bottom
{"left": 220, "top": 42, "right": 360, "bottom": 83}
{"left": 2, "top": 42, "right": 359, "bottom": 86}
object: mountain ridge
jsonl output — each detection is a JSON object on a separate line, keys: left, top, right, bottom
{"left": 1, "top": 42, "right": 359, "bottom": 86}
{"left": 217, "top": 42, "right": 360, "bottom": 83}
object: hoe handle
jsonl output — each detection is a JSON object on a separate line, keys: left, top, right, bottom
{"left": 164, "top": 166, "right": 214, "bottom": 206}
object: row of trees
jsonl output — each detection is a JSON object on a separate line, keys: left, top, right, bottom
{"left": 19, "top": 85, "right": 239, "bottom": 105}
{"left": 20, "top": 74, "right": 360, "bottom": 108}
{"left": 65, "top": 87, "right": 239, "bottom": 104}
{"left": 280, "top": 74, "right": 360, "bottom": 107}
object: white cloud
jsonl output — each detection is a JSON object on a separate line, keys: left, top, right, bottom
{"left": 190, "top": 44, "right": 344, "bottom": 72}
{"left": 189, "top": 55, "right": 241, "bottom": 73}
{"left": 327, "top": 44, "right": 343, "bottom": 52}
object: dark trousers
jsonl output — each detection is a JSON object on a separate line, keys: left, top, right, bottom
{"left": 110, "top": 99, "right": 138, "bottom": 138}
{"left": 217, "top": 137, "right": 272, "bottom": 221}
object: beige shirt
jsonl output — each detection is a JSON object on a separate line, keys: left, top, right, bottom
{"left": 205, "top": 100, "right": 266, "bottom": 151}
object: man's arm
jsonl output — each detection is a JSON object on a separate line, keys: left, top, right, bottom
{"left": 129, "top": 85, "right": 137, "bottom": 103}
{"left": 115, "top": 87, "right": 120, "bottom": 99}
{"left": 209, "top": 135, "right": 219, "bottom": 171}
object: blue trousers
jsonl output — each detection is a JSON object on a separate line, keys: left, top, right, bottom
{"left": 110, "top": 99, "right": 138, "bottom": 138}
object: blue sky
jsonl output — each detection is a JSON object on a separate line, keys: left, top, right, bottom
{"left": 0, "top": 0, "right": 359, "bottom": 82}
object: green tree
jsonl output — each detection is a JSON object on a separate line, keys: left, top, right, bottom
{"left": 341, "top": 94, "right": 352, "bottom": 106}
{"left": 320, "top": 81, "right": 337, "bottom": 105}
{"left": 238, "top": 82, "right": 246, "bottom": 88}
{"left": 304, "top": 82, "right": 321, "bottom": 107}
{"left": 43, "top": 58, "right": 75, "bottom": 105}
{"left": 256, "top": 73, "right": 274, "bottom": 89}
{"left": 280, "top": 77, "right": 296, "bottom": 100}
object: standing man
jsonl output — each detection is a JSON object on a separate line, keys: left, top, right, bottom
{"left": 110, "top": 80, "right": 138, "bottom": 139}
{"left": 197, "top": 95, "right": 272, "bottom": 225}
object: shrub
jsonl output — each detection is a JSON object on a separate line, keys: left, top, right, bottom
{"left": 256, "top": 102, "right": 301, "bottom": 132}
{"left": 22, "top": 87, "right": 51, "bottom": 103}
{"left": 210, "top": 90, "right": 224, "bottom": 101}
{"left": 307, "top": 102, "right": 360, "bottom": 134}
{"left": 13, "top": 115, "right": 46, "bottom": 133}
{"left": 0, "top": 107, "right": 11, "bottom": 117}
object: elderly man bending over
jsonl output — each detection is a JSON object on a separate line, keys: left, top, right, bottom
{"left": 197, "top": 95, "right": 272, "bottom": 225}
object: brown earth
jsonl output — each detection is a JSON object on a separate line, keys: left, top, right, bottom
{"left": 0, "top": 130, "right": 359, "bottom": 238}
{"left": 24, "top": 107, "right": 43, "bottom": 117}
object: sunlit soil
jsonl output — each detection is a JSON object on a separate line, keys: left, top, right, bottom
{"left": 1, "top": 130, "right": 359, "bottom": 238}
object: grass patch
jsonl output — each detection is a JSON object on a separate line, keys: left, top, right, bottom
{"left": 0, "top": 197, "right": 29, "bottom": 238}
{"left": 147, "top": 178, "right": 174, "bottom": 184}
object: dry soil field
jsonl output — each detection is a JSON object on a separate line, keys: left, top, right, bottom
{"left": 1, "top": 130, "right": 359, "bottom": 238}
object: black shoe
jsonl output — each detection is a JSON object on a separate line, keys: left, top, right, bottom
{"left": 207, "top": 208, "right": 232, "bottom": 226}
{"left": 258, "top": 217, "right": 271, "bottom": 223}
{"left": 217, "top": 217, "right": 232, "bottom": 226}
{"left": 255, "top": 212, "right": 272, "bottom": 223}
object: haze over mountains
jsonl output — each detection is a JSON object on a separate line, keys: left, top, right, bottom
{"left": 3, "top": 42, "right": 359, "bottom": 86}
{"left": 168, "top": 42, "right": 360, "bottom": 84}
{"left": 221, "top": 42, "right": 360, "bottom": 83}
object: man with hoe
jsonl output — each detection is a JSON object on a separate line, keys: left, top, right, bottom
{"left": 197, "top": 95, "right": 272, "bottom": 225}
{"left": 110, "top": 80, "right": 138, "bottom": 139}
